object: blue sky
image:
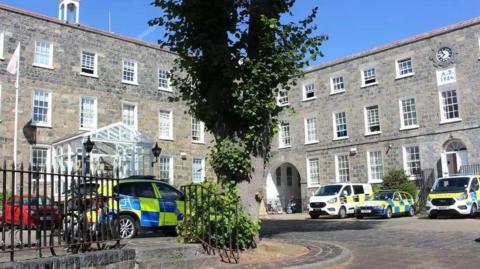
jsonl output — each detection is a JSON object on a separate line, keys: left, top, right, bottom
{"left": 1, "top": 0, "right": 479, "bottom": 64}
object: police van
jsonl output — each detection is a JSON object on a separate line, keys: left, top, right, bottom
{"left": 308, "top": 183, "right": 373, "bottom": 219}
{"left": 426, "top": 175, "right": 480, "bottom": 218}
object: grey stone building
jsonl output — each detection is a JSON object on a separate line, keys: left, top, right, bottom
{"left": 266, "top": 17, "right": 480, "bottom": 210}
{"left": 0, "top": 1, "right": 213, "bottom": 193}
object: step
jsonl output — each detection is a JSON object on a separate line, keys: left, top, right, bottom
{"left": 137, "top": 255, "right": 220, "bottom": 269}
{"left": 134, "top": 243, "right": 205, "bottom": 261}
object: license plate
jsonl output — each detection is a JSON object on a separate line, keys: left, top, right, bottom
{"left": 361, "top": 210, "right": 371, "bottom": 213}
{"left": 437, "top": 206, "right": 450, "bottom": 210}
{"left": 40, "top": 216, "right": 51, "bottom": 221}
{"left": 312, "top": 208, "right": 322, "bottom": 212}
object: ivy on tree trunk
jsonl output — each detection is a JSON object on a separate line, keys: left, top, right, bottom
{"left": 150, "top": 0, "right": 326, "bottom": 217}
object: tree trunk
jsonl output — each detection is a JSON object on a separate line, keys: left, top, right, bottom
{"left": 237, "top": 155, "right": 266, "bottom": 218}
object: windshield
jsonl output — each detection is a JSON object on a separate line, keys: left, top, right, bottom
{"left": 315, "top": 185, "right": 342, "bottom": 196}
{"left": 22, "top": 197, "right": 52, "bottom": 205}
{"left": 432, "top": 177, "right": 470, "bottom": 192}
{"left": 373, "top": 192, "right": 394, "bottom": 201}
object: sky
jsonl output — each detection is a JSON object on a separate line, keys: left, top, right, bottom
{"left": 1, "top": 0, "right": 480, "bottom": 65}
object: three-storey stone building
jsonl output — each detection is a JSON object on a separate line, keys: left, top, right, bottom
{"left": 267, "top": 17, "right": 480, "bottom": 210}
{"left": 0, "top": 1, "right": 213, "bottom": 193}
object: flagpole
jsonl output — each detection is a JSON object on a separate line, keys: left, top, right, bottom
{"left": 12, "top": 42, "right": 20, "bottom": 193}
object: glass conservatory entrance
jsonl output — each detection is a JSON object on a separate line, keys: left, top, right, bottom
{"left": 52, "top": 122, "right": 154, "bottom": 178}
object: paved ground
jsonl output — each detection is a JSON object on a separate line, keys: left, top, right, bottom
{"left": 260, "top": 214, "right": 480, "bottom": 269}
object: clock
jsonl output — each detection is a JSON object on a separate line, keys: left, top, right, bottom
{"left": 436, "top": 47, "right": 453, "bottom": 62}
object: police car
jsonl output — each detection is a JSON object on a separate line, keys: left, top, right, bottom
{"left": 94, "top": 176, "right": 185, "bottom": 239}
{"left": 426, "top": 175, "right": 480, "bottom": 218}
{"left": 308, "top": 183, "right": 372, "bottom": 219}
{"left": 355, "top": 190, "right": 415, "bottom": 219}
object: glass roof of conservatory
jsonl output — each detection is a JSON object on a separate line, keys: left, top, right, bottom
{"left": 52, "top": 122, "right": 153, "bottom": 146}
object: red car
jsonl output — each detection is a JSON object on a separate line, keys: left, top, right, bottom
{"left": 2, "top": 196, "right": 61, "bottom": 228}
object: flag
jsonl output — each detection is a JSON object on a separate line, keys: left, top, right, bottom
{"left": 6, "top": 43, "right": 20, "bottom": 75}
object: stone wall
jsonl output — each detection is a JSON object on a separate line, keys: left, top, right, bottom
{"left": 268, "top": 19, "right": 480, "bottom": 207}
{"left": 0, "top": 6, "right": 213, "bottom": 187}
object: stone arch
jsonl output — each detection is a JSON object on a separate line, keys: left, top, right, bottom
{"left": 265, "top": 161, "right": 303, "bottom": 213}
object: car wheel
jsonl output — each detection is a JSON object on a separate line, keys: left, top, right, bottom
{"left": 384, "top": 207, "right": 392, "bottom": 219}
{"left": 118, "top": 215, "right": 138, "bottom": 239}
{"left": 356, "top": 215, "right": 364, "bottom": 219}
{"left": 408, "top": 207, "right": 415, "bottom": 217}
{"left": 163, "top": 227, "right": 177, "bottom": 236}
{"left": 338, "top": 207, "right": 347, "bottom": 219}
{"left": 428, "top": 213, "right": 437, "bottom": 219}
{"left": 309, "top": 213, "right": 319, "bottom": 219}
{"left": 470, "top": 203, "right": 478, "bottom": 218}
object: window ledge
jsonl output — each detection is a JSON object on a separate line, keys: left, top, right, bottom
{"left": 365, "top": 131, "right": 381, "bottom": 136}
{"left": 330, "top": 90, "right": 346, "bottom": 96}
{"left": 122, "top": 80, "right": 139, "bottom": 86}
{"left": 277, "top": 103, "right": 290, "bottom": 107}
{"left": 440, "top": 118, "right": 462, "bottom": 125}
{"left": 369, "top": 180, "right": 383, "bottom": 184}
{"left": 400, "top": 125, "right": 419, "bottom": 131}
{"left": 0, "top": 56, "right": 4, "bottom": 61}
{"left": 333, "top": 136, "right": 349, "bottom": 141}
{"left": 361, "top": 82, "right": 378, "bottom": 88}
{"left": 159, "top": 87, "right": 173, "bottom": 92}
{"left": 307, "top": 184, "right": 321, "bottom": 189}
{"left": 395, "top": 73, "right": 415, "bottom": 80}
{"left": 159, "top": 137, "right": 174, "bottom": 141}
{"left": 79, "top": 127, "right": 96, "bottom": 131}
{"left": 304, "top": 141, "right": 319, "bottom": 145}
{"left": 31, "top": 123, "right": 52, "bottom": 128}
{"left": 278, "top": 145, "right": 292, "bottom": 149}
{"left": 80, "top": 73, "right": 99, "bottom": 78}
{"left": 192, "top": 141, "right": 205, "bottom": 145}
{"left": 32, "top": 63, "right": 54, "bottom": 70}
{"left": 302, "top": 97, "right": 317, "bottom": 102}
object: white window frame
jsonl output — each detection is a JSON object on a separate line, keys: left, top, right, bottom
{"left": 278, "top": 122, "right": 291, "bottom": 148}
{"left": 361, "top": 67, "right": 377, "bottom": 87}
{"left": 0, "top": 32, "right": 4, "bottom": 60}
{"left": 277, "top": 90, "right": 289, "bottom": 106}
{"left": 399, "top": 97, "right": 419, "bottom": 130}
{"left": 332, "top": 111, "right": 348, "bottom": 140}
{"left": 478, "top": 36, "right": 480, "bottom": 60}
{"left": 335, "top": 154, "right": 350, "bottom": 183}
{"left": 80, "top": 51, "right": 98, "bottom": 77}
{"left": 159, "top": 110, "right": 173, "bottom": 140}
{"left": 403, "top": 145, "right": 421, "bottom": 180}
{"left": 302, "top": 81, "right": 316, "bottom": 101}
{"left": 31, "top": 145, "right": 51, "bottom": 181}
{"left": 438, "top": 88, "right": 461, "bottom": 124}
{"left": 79, "top": 95, "right": 97, "bottom": 130}
{"left": 364, "top": 105, "right": 381, "bottom": 135}
{"left": 122, "top": 59, "right": 138, "bottom": 85}
{"left": 158, "top": 68, "right": 172, "bottom": 92}
{"left": 0, "top": 84, "right": 2, "bottom": 122}
{"left": 122, "top": 101, "right": 137, "bottom": 130}
{"left": 191, "top": 118, "right": 205, "bottom": 144}
{"left": 192, "top": 158, "right": 205, "bottom": 183}
{"left": 33, "top": 40, "right": 54, "bottom": 69}
{"left": 306, "top": 157, "right": 320, "bottom": 187}
{"left": 158, "top": 156, "right": 174, "bottom": 184}
{"left": 32, "top": 90, "right": 52, "bottom": 127}
{"left": 367, "top": 150, "right": 384, "bottom": 183}
{"left": 330, "top": 76, "right": 345, "bottom": 94}
{"left": 304, "top": 117, "right": 318, "bottom": 144}
{"left": 395, "top": 57, "right": 414, "bottom": 79}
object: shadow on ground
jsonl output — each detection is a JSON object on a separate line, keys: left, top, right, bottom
{"left": 259, "top": 218, "right": 383, "bottom": 238}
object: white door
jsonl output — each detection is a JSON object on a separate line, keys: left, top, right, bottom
{"left": 441, "top": 152, "right": 448, "bottom": 177}
{"left": 456, "top": 150, "right": 468, "bottom": 172}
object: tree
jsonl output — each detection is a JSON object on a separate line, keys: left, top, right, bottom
{"left": 150, "top": 0, "right": 326, "bottom": 217}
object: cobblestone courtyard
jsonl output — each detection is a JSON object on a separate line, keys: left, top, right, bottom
{"left": 260, "top": 214, "right": 480, "bottom": 268}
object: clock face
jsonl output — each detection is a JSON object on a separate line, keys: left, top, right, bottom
{"left": 436, "top": 47, "right": 453, "bottom": 62}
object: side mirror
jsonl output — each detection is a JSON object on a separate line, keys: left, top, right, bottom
{"left": 342, "top": 191, "right": 348, "bottom": 197}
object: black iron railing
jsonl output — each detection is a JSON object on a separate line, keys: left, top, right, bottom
{"left": 180, "top": 184, "right": 239, "bottom": 264}
{"left": 0, "top": 162, "right": 120, "bottom": 262}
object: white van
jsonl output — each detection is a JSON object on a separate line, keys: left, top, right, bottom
{"left": 308, "top": 183, "right": 373, "bottom": 219}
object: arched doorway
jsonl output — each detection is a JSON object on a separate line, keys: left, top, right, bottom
{"left": 441, "top": 139, "right": 468, "bottom": 176}
{"left": 265, "top": 163, "right": 302, "bottom": 213}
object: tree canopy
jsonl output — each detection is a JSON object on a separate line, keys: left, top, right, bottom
{"left": 150, "top": 0, "right": 326, "bottom": 213}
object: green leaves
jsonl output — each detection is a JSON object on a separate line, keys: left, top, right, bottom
{"left": 150, "top": 0, "right": 326, "bottom": 186}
